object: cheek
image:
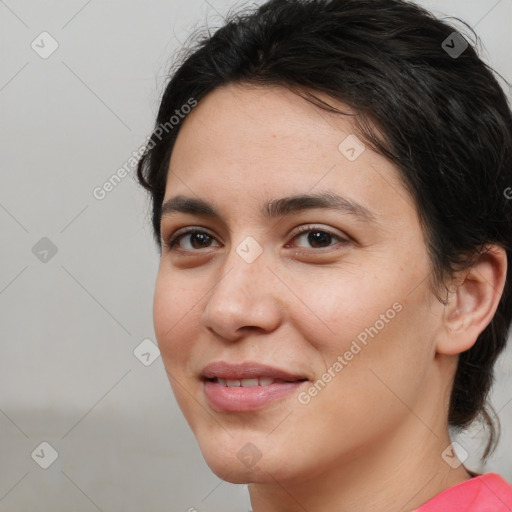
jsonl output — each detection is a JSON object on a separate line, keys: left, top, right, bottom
{"left": 153, "top": 270, "right": 206, "bottom": 425}
{"left": 292, "top": 304, "right": 435, "bottom": 458}
{"left": 286, "top": 261, "right": 436, "bottom": 390}
{"left": 152, "top": 269, "right": 200, "bottom": 371}
{"left": 320, "top": 287, "right": 435, "bottom": 407}
{"left": 281, "top": 265, "right": 400, "bottom": 351}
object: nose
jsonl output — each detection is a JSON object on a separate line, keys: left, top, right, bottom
{"left": 200, "top": 246, "right": 283, "bottom": 342}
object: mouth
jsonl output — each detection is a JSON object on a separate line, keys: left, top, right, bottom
{"left": 201, "top": 361, "right": 309, "bottom": 412}
{"left": 208, "top": 377, "right": 295, "bottom": 387}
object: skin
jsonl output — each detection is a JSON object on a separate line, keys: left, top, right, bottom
{"left": 153, "top": 83, "right": 507, "bottom": 512}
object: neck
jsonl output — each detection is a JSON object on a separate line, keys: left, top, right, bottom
{"left": 248, "top": 414, "right": 471, "bottom": 512}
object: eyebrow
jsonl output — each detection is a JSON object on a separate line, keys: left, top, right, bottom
{"left": 160, "top": 192, "right": 377, "bottom": 224}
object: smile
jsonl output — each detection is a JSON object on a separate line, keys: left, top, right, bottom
{"left": 201, "top": 361, "right": 309, "bottom": 412}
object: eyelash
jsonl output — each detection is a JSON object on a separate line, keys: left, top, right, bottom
{"left": 164, "top": 225, "right": 350, "bottom": 253}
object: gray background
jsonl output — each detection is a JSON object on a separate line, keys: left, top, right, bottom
{"left": 0, "top": 1, "right": 511, "bottom": 511}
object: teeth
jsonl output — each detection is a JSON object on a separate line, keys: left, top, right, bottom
{"left": 214, "top": 377, "right": 277, "bottom": 387}
{"left": 240, "top": 378, "right": 259, "bottom": 387}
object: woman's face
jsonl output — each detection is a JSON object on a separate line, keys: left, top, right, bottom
{"left": 154, "top": 84, "right": 447, "bottom": 484}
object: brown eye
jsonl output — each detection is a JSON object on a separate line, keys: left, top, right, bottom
{"left": 166, "top": 229, "right": 220, "bottom": 251}
{"left": 289, "top": 226, "right": 349, "bottom": 250}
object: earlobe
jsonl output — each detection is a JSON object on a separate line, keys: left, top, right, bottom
{"left": 436, "top": 245, "right": 507, "bottom": 356}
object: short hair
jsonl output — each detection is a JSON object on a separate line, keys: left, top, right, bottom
{"left": 137, "top": 0, "right": 512, "bottom": 460}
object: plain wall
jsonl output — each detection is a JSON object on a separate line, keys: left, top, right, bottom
{"left": 1, "top": 1, "right": 511, "bottom": 510}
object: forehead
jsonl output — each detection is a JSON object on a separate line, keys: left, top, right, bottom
{"left": 165, "top": 83, "right": 416, "bottom": 227}
{"left": 174, "top": 83, "right": 362, "bottom": 159}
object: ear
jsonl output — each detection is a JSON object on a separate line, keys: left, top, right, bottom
{"left": 436, "top": 245, "right": 508, "bottom": 356}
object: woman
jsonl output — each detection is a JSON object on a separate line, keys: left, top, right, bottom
{"left": 137, "top": 0, "right": 512, "bottom": 510}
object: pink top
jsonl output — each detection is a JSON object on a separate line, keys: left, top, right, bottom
{"left": 413, "top": 473, "right": 512, "bottom": 511}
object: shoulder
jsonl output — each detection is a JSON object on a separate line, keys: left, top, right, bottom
{"left": 413, "top": 473, "right": 512, "bottom": 512}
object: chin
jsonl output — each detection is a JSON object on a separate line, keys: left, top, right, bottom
{"left": 208, "top": 463, "right": 267, "bottom": 484}
{"left": 196, "top": 437, "right": 290, "bottom": 484}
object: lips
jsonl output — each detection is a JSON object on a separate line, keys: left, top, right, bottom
{"left": 201, "top": 361, "right": 307, "bottom": 382}
{"left": 201, "top": 361, "right": 308, "bottom": 412}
